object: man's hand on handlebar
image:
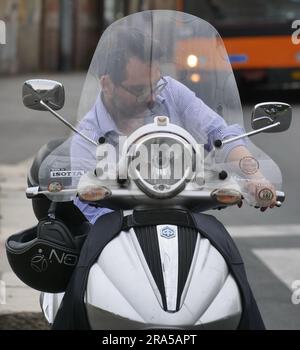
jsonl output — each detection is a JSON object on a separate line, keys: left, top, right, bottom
{"left": 237, "top": 179, "right": 277, "bottom": 212}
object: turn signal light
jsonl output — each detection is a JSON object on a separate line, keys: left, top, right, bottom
{"left": 78, "top": 185, "right": 111, "bottom": 202}
{"left": 211, "top": 188, "right": 242, "bottom": 205}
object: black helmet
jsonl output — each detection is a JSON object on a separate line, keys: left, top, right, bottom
{"left": 6, "top": 218, "right": 88, "bottom": 293}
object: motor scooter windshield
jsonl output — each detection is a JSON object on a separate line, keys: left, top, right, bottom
{"left": 38, "top": 10, "right": 282, "bottom": 203}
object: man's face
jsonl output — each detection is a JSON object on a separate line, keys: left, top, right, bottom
{"left": 111, "top": 56, "right": 161, "bottom": 118}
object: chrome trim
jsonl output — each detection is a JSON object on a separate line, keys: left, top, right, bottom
{"left": 221, "top": 122, "right": 280, "bottom": 146}
{"left": 129, "top": 132, "right": 195, "bottom": 198}
{"left": 157, "top": 225, "right": 179, "bottom": 312}
{"left": 40, "top": 100, "right": 98, "bottom": 147}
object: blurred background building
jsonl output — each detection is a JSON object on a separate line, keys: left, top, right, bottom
{"left": 0, "top": 0, "right": 181, "bottom": 74}
{"left": 1, "top": 0, "right": 300, "bottom": 91}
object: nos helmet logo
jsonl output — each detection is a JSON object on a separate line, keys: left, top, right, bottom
{"left": 160, "top": 226, "right": 176, "bottom": 239}
{"left": 30, "top": 254, "right": 48, "bottom": 273}
{"left": 30, "top": 249, "right": 78, "bottom": 272}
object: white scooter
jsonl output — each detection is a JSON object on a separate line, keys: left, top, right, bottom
{"left": 7, "top": 10, "right": 290, "bottom": 330}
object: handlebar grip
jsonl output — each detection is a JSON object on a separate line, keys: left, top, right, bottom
{"left": 275, "top": 190, "right": 285, "bottom": 207}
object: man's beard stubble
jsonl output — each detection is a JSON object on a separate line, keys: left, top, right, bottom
{"left": 111, "top": 89, "right": 155, "bottom": 120}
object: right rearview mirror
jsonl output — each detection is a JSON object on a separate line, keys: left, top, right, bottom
{"left": 251, "top": 102, "right": 292, "bottom": 133}
{"left": 22, "top": 79, "right": 65, "bottom": 111}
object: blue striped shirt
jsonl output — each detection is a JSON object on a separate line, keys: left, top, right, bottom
{"left": 71, "top": 76, "right": 246, "bottom": 223}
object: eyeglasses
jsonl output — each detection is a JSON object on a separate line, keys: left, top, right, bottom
{"left": 119, "top": 76, "right": 168, "bottom": 103}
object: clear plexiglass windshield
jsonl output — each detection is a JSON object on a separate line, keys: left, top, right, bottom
{"left": 38, "top": 10, "right": 282, "bottom": 203}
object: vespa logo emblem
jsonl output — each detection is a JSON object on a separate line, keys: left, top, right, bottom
{"left": 160, "top": 226, "right": 176, "bottom": 239}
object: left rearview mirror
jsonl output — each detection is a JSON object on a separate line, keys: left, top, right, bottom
{"left": 22, "top": 79, "right": 65, "bottom": 111}
{"left": 251, "top": 102, "right": 292, "bottom": 133}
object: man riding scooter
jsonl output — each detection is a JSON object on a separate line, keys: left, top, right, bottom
{"left": 71, "top": 28, "right": 276, "bottom": 225}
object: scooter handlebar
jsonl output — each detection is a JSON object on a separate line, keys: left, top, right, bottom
{"left": 275, "top": 190, "right": 285, "bottom": 207}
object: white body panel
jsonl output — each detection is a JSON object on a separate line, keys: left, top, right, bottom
{"left": 41, "top": 225, "right": 242, "bottom": 329}
{"left": 85, "top": 227, "right": 242, "bottom": 329}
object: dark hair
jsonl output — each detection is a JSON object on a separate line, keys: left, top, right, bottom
{"left": 96, "top": 28, "right": 163, "bottom": 84}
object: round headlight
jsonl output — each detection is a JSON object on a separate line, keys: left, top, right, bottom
{"left": 128, "top": 133, "right": 196, "bottom": 198}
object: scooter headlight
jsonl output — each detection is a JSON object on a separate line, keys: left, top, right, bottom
{"left": 128, "top": 133, "right": 196, "bottom": 198}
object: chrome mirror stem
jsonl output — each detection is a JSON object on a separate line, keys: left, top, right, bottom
{"left": 40, "top": 100, "right": 98, "bottom": 147}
